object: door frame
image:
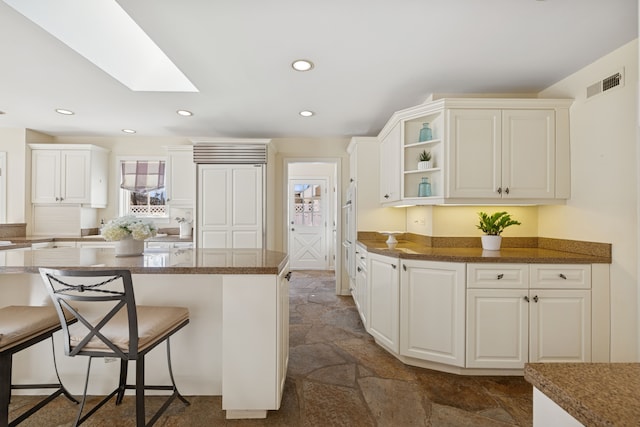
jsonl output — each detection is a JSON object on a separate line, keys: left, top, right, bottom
{"left": 283, "top": 157, "right": 342, "bottom": 294}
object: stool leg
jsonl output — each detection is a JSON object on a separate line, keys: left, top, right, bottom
{"left": 135, "top": 357, "right": 145, "bottom": 427}
{"left": 0, "top": 352, "right": 11, "bottom": 427}
{"left": 115, "top": 359, "right": 127, "bottom": 405}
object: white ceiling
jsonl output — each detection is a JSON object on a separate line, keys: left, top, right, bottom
{"left": 0, "top": 0, "right": 636, "bottom": 139}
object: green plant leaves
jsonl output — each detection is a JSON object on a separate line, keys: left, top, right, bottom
{"left": 476, "top": 211, "right": 521, "bottom": 235}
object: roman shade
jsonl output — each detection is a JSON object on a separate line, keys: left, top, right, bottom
{"left": 120, "top": 160, "right": 165, "bottom": 193}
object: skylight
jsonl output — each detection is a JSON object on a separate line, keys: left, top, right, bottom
{"left": 4, "top": 0, "right": 198, "bottom": 92}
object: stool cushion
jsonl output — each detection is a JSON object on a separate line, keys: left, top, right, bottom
{"left": 69, "top": 306, "right": 189, "bottom": 353}
{"left": 0, "top": 305, "right": 69, "bottom": 352}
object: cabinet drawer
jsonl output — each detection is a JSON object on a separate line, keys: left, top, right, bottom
{"left": 467, "top": 264, "right": 529, "bottom": 289}
{"left": 530, "top": 264, "right": 591, "bottom": 289}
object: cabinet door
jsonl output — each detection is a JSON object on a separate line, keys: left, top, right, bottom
{"left": 276, "top": 263, "right": 290, "bottom": 404}
{"left": 400, "top": 260, "right": 466, "bottom": 366}
{"left": 447, "top": 109, "right": 501, "bottom": 198}
{"left": 529, "top": 289, "right": 591, "bottom": 363}
{"left": 32, "top": 150, "right": 61, "bottom": 203}
{"left": 166, "top": 147, "right": 195, "bottom": 206}
{"left": 355, "top": 260, "right": 368, "bottom": 329}
{"left": 502, "top": 109, "right": 555, "bottom": 199}
{"left": 466, "top": 289, "right": 529, "bottom": 369}
{"left": 198, "top": 165, "right": 263, "bottom": 248}
{"left": 379, "top": 122, "right": 401, "bottom": 203}
{"left": 61, "top": 150, "right": 91, "bottom": 204}
{"left": 368, "top": 253, "right": 399, "bottom": 352}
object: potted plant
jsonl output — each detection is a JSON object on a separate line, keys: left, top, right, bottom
{"left": 476, "top": 211, "right": 521, "bottom": 251}
{"left": 101, "top": 215, "right": 158, "bottom": 256}
{"left": 417, "top": 150, "right": 432, "bottom": 170}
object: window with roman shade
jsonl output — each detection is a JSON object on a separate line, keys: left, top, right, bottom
{"left": 118, "top": 159, "right": 167, "bottom": 217}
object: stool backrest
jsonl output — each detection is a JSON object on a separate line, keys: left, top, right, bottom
{"left": 39, "top": 268, "right": 138, "bottom": 359}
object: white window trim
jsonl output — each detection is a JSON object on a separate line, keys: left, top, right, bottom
{"left": 115, "top": 155, "right": 169, "bottom": 223}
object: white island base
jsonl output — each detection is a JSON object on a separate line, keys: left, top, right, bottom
{"left": 0, "top": 269, "right": 289, "bottom": 420}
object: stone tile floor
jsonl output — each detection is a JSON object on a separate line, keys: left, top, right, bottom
{"left": 10, "top": 270, "right": 533, "bottom": 426}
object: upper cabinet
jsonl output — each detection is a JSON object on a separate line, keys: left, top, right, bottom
{"left": 378, "top": 122, "right": 402, "bottom": 203}
{"left": 378, "top": 98, "right": 572, "bottom": 206}
{"left": 166, "top": 146, "right": 195, "bottom": 207}
{"left": 30, "top": 144, "right": 109, "bottom": 208}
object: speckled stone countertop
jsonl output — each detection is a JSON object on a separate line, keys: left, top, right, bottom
{"left": 525, "top": 363, "right": 640, "bottom": 426}
{"left": 357, "top": 233, "right": 611, "bottom": 264}
{"left": 0, "top": 247, "right": 288, "bottom": 275}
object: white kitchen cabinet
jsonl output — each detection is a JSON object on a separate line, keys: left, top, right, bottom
{"left": 368, "top": 252, "right": 399, "bottom": 353}
{"left": 447, "top": 109, "right": 556, "bottom": 199}
{"left": 30, "top": 144, "right": 109, "bottom": 208}
{"left": 375, "top": 98, "right": 571, "bottom": 206}
{"left": 466, "top": 288, "right": 529, "bottom": 369}
{"left": 166, "top": 146, "right": 195, "bottom": 207}
{"left": 378, "top": 122, "right": 401, "bottom": 203}
{"left": 222, "top": 263, "right": 290, "bottom": 416}
{"left": 354, "top": 243, "right": 368, "bottom": 328}
{"left": 466, "top": 263, "right": 591, "bottom": 369}
{"left": 400, "top": 259, "right": 465, "bottom": 367}
{"left": 197, "top": 164, "right": 263, "bottom": 248}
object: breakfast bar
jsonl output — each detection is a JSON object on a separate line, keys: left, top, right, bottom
{"left": 0, "top": 247, "right": 290, "bottom": 420}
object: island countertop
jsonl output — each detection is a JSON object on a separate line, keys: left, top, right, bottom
{"left": 525, "top": 363, "right": 640, "bottom": 426}
{"left": 0, "top": 247, "right": 288, "bottom": 275}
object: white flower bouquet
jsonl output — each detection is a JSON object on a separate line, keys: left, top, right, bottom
{"left": 101, "top": 215, "right": 158, "bottom": 241}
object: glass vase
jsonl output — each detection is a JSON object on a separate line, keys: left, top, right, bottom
{"left": 418, "top": 177, "right": 431, "bottom": 197}
{"left": 418, "top": 123, "right": 433, "bottom": 142}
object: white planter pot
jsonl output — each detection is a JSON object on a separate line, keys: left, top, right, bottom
{"left": 115, "top": 237, "right": 145, "bottom": 257}
{"left": 417, "top": 161, "right": 432, "bottom": 170}
{"left": 481, "top": 235, "right": 502, "bottom": 251}
{"left": 179, "top": 222, "right": 193, "bottom": 238}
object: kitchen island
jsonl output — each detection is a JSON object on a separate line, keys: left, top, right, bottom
{"left": 0, "top": 247, "right": 290, "bottom": 419}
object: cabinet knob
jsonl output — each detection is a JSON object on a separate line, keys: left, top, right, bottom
{"left": 285, "top": 272, "right": 292, "bottom": 281}
{"left": 505, "top": 187, "right": 510, "bottom": 195}
{"left": 357, "top": 266, "right": 362, "bottom": 272}
{"left": 497, "top": 273, "right": 504, "bottom": 280}
{"left": 497, "top": 187, "right": 502, "bottom": 195}
{"left": 533, "top": 295, "right": 539, "bottom": 303}
{"left": 559, "top": 273, "right": 567, "bottom": 280}
{"left": 402, "top": 264, "right": 407, "bottom": 271}
{"left": 524, "top": 296, "right": 530, "bottom": 303}
{"left": 391, "top": 264, "right": 396, "bottom": 269}
{"left": 384, "top": 194, "right": 390, "bottom": 199}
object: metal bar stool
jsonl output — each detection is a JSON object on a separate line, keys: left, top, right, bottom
{"left": 39, "top": 268, "right": 190, "bottom": 427}
{"left": 0, "top": 305, "right": 78, "bottom": 427}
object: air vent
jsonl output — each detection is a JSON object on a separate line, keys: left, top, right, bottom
{"left": 193, "top": 143, "right": 267, "bottom": 164}
{"left": 586, "top": 68, "right": 624, "bottom": 99}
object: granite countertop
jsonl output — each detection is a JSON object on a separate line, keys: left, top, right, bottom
{"left": 525, "top": 363, "right": 640, "bottom": 426}
{"left": 0, "top": 247, "right": 288, "bottom": 275}
{"left": 9, "top": 234, "right": 193, "bottom": 244}
{"left": 357, "top": 237, "right": 611, "bottom": 264}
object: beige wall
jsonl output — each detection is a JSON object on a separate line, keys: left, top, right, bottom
{"left": 538, "top": 39, "right": 638, "bottom": 361}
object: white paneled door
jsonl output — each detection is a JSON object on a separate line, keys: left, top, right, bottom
{"left": 198, "top": 164, "right": 263, "bottom": 248}
{"left": 288, "top": 179, "right": 327, "bottom": 270}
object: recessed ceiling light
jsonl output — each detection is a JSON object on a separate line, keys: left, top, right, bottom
{"left": 122, "top": 129, "right": 136, "bottom": 134}
{"left": 177, "top": 110, "right": 193, "bottom": 116}
{"left": 299, "top": 110, "right": 314, "bottom": 117}
{"left": 292, "top": 59, "right": 314, "bottom": 72}
{"left": 55, "top": 108, "right": 75, "bottom": 115}
{"left": 0, "top": 111, "right": 5, "bottom": 115}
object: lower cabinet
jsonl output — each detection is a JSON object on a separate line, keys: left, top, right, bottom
{"left": 466, "top": 264, "right": 592, "bottom": 369}
{"left": 359, "top": 257, "right": 595, "bottom": 373}
{"left": 368, "top": 252, "right": 399, "bottom": 353}
{"left": 400, "top": 259, "right": 465, "bottom": 367}
{"left": 354, "top": 245, "right": 369, "bottom": 328}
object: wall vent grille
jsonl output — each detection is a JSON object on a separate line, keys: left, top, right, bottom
{"left": 586, "top": 68, "right": 624, "bottom": 99}
{"left": 193, "top": 143, "right": 267, "bottom": 164}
